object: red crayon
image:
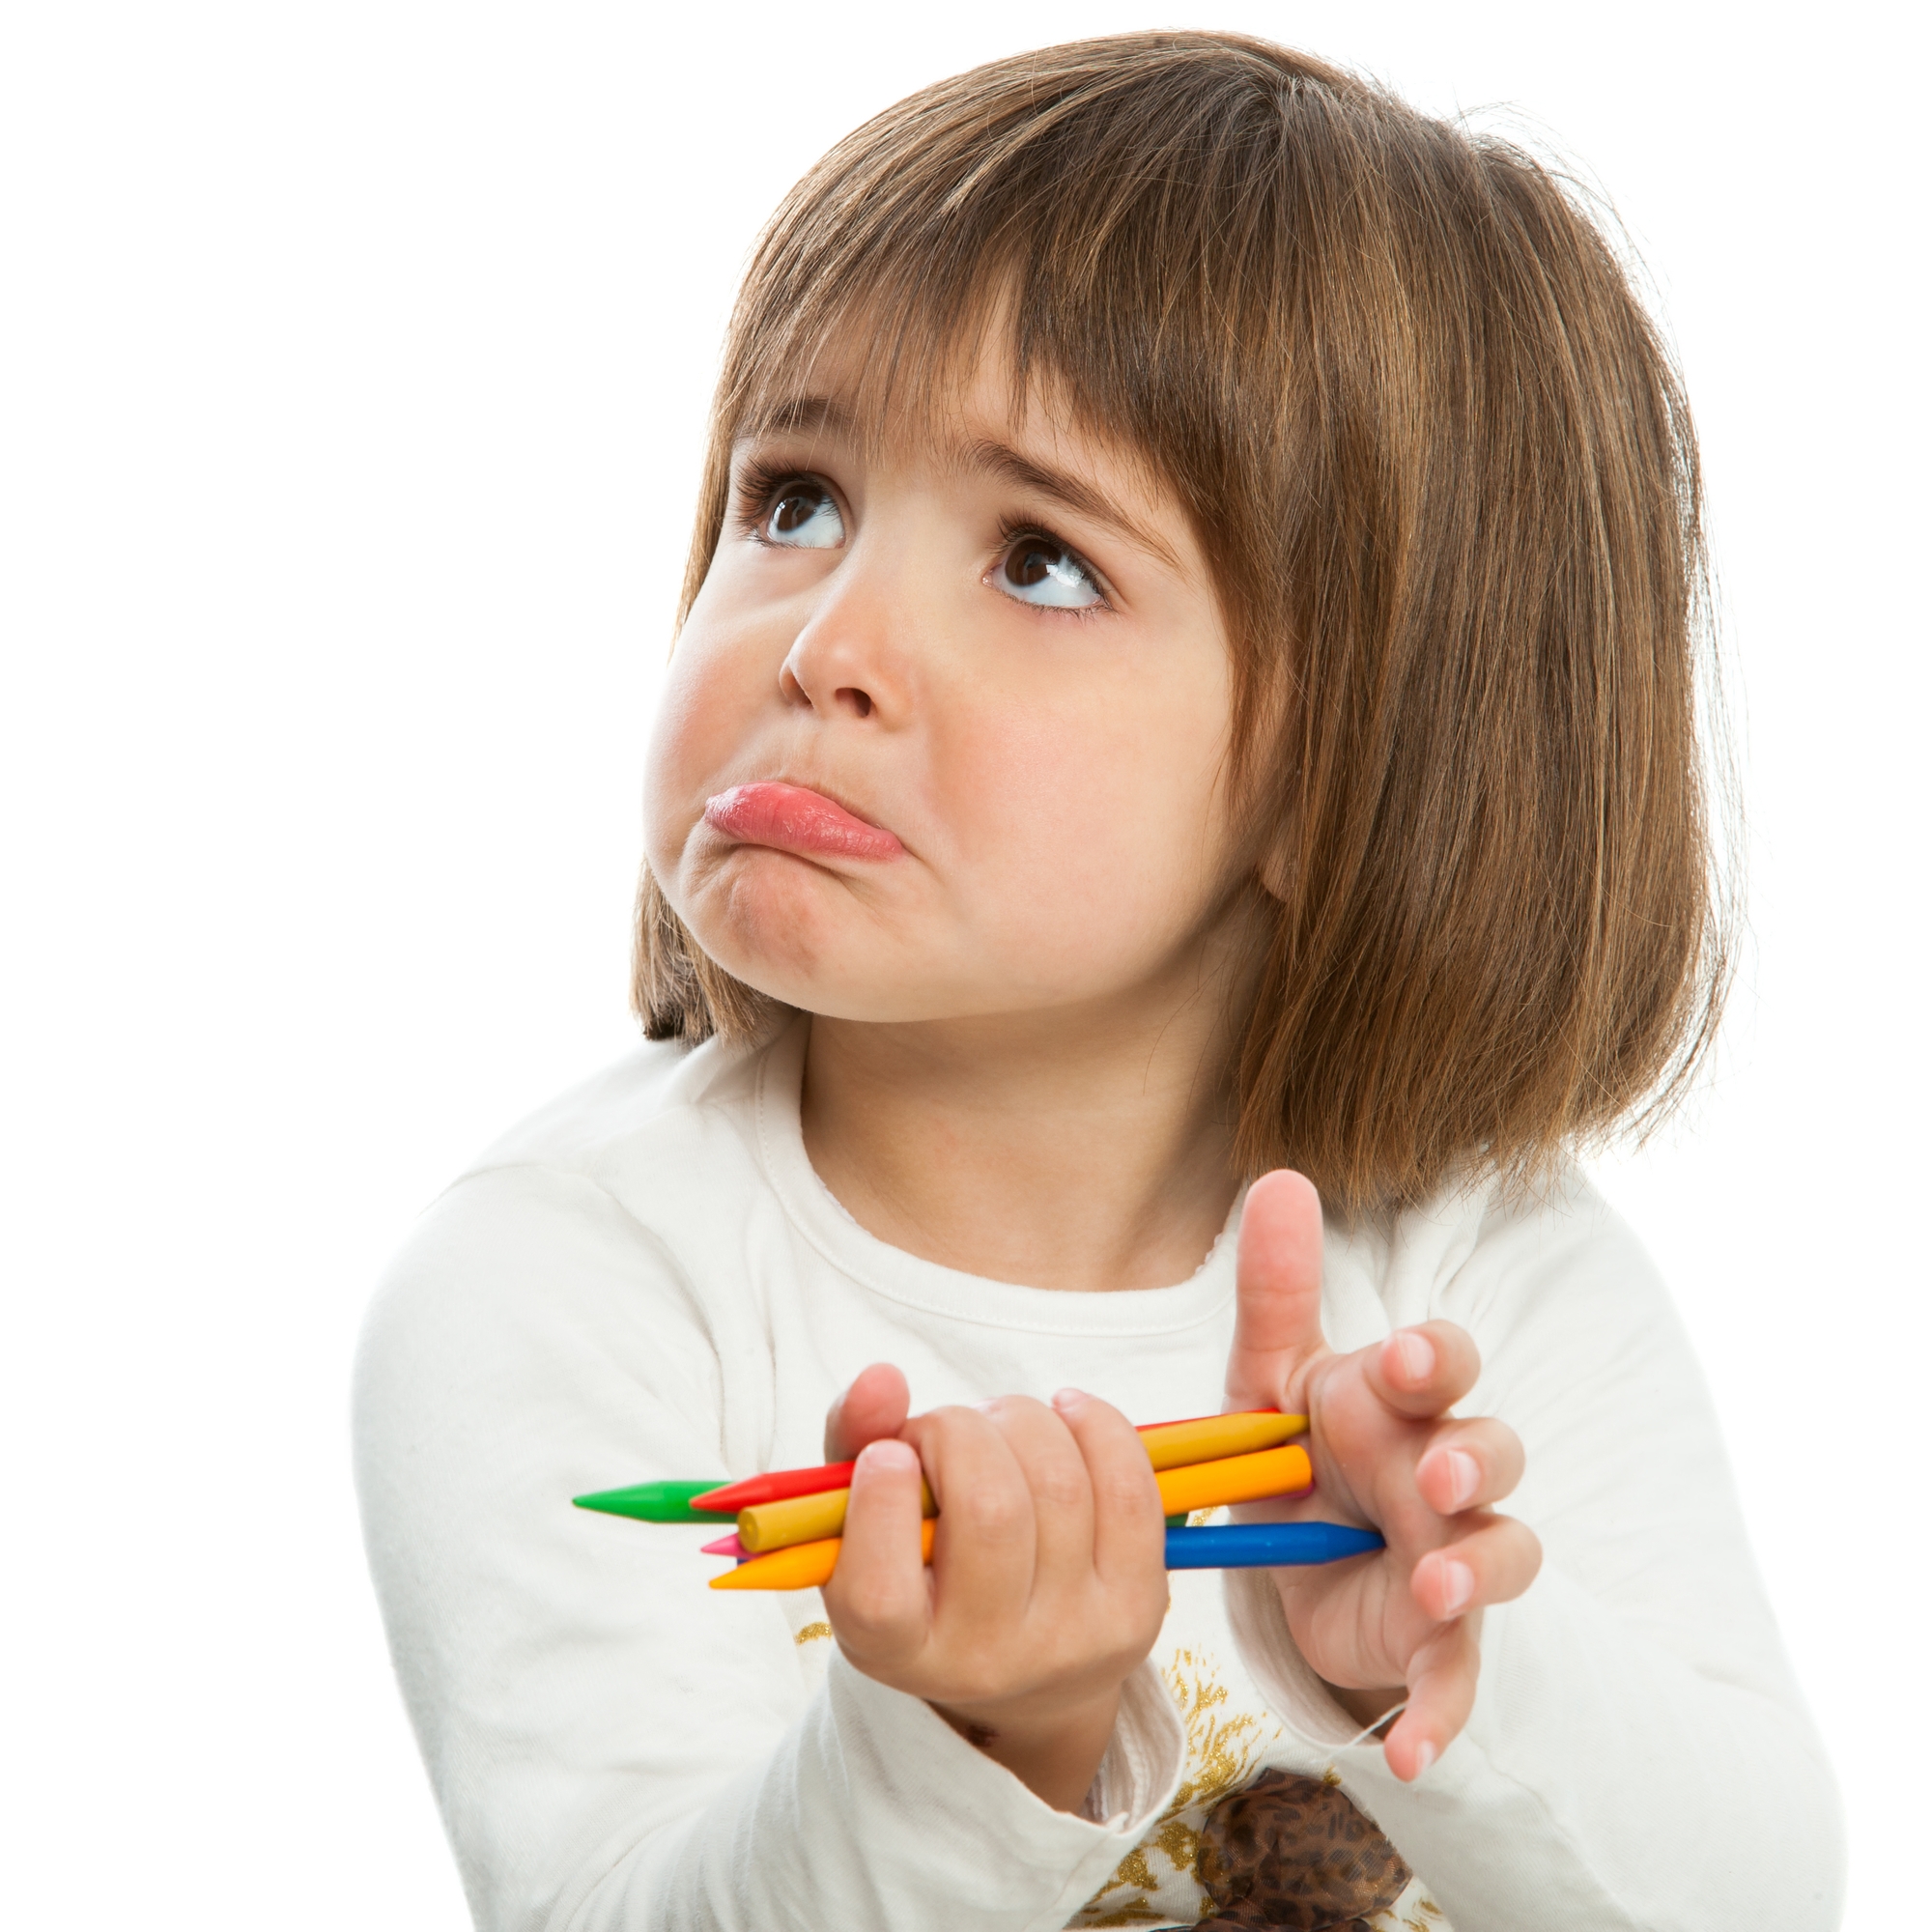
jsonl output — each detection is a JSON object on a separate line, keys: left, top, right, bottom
{"left": 694, "top": 1463, "right": 858, "bottom": 1515}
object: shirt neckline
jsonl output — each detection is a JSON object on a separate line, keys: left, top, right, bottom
{"left": 751, "top": 1017, "right": 1242, "bottom": 1337}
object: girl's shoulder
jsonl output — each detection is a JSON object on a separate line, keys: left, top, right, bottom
{"left": 1374, "top": 1162, "right": 1705, "bottom": 1449}
{"left": 432, "top": 1015, "right": 813, "bottom": 1238}
{"left": 360, "top": 1025, "right": 810, "bottom": 1406}
{"left": 1330, "top": 1160, "right": 1667, "bottom": 1345}
{"left": 465, "top": 1020, "right": 790, "bottom": 1178}
{"left": 371, "top": 1019, "right": 809, "bottom": 1325}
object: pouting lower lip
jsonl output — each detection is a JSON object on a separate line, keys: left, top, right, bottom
{"left": 702, "top": 781, "right": 904, "bottom": 862}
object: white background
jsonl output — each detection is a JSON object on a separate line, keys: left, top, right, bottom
{"left": 2, "top": 3, "right": 1924, "bottom": 1923}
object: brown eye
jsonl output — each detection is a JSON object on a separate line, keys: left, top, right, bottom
{"left": 995, "top": 536, "right": 1102, "bottom": 608}
{"left": 763, "top": 483, "right": 843, "bottom": 550}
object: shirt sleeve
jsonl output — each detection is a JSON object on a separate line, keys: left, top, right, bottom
{"left": 353, "top": 1163, "right": 1183, "bottom": 1932}
{"left": 1223, "top": 1173, "right": 1845, "bottom": 1932}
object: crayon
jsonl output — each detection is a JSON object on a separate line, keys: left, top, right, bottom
{"left": 700, "top": 1532, "right": 751, "bottom": 1559}
{"left": 1161, "top": 1521, "right": 1383, "bottom": 1568}
{"left": 714, "top": 1446, "right": 1313, "bottom": 1588}
{"left": 712, "top": 1517, "right": 1378, "bottom": 1592}
{"left": 1137, "top": 1410, "right": 1307, "bottom": 1471}
{"left": 573, "top": 1480, "right": 734, "bottom": 1524}
{"left": 728, "top": 1422, "right": 1313, "bottom": 1553}
{"left": 739, "top": 1477, "right": 939, "bottom": 1552}
{"left": 694, "top": 1461, "right": 860, "bottom": 1515}
{"left": 1155, "top": 1443, "right": 1311, "bottom": 1519}
{"left": 693, "top": 1408, "right": 1307, "bottom": 1515}
{"left": 713, "top": 1519, "right": 940, "bottom": 1592}
{"left": 736, "top": 1440, "right": 1311, "bottom": 1556}
{"left": 735, "top": 1442, "right": 1312, "bottom": 1556}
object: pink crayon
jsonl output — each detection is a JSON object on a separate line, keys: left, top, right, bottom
{"left": 700, "top": 1531, "right": 750, "bottom": 1561}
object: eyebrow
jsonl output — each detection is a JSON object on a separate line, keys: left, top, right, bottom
{"left": 960, "top": 438, "right": 1181, "bottom": 571}
{"left": 733, "top": 398, "right": 1181, "bottom": 573}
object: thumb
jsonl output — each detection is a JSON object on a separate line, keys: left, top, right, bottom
{"left": 825, "top": 1362, "right": 911, "bottom": 1461}
{"left": 1226, "top": 1170, "right": 1329, "bottom": 1410}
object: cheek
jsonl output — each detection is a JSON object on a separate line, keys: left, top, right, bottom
{"left": 934, "top": 657, "right": 1236, "bottom": 956}
{"left": 643, "top": 624, "right": 766, "bottom": 867}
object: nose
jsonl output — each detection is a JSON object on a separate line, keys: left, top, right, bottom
{"left": 778, "top": 555, "right": 905, "bottom": 724}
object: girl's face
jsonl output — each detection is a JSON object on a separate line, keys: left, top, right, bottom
{"left": 645, "top": 344, "right": 1255, "bottom": 1025}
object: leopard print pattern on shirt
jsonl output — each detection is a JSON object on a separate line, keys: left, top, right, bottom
{"left": 1193, "top": 1768, "right": 1413, "bottom": 1930}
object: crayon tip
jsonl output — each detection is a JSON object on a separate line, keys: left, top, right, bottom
{"left": 572, "top": 1480, "right": 735, "bottom": 1524}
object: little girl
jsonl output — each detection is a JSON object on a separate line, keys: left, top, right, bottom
{"left": 355, "top": 32, "right": 1842, "bottom": 1932}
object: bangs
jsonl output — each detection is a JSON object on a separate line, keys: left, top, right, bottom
{"left": 717, "top": 41, "right": 1312, "bottom": 462}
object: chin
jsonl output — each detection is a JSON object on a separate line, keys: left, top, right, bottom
{"left": 672, "top": 847, "right": 891, "bottom": 1015}
{"left": 700, "top": 942, "right": 941, "bottom": 1025}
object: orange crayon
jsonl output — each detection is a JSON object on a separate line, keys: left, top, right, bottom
{"left": 714, "top": 1518, "right": 939, "bottom": 1592}
{"left": 1155, "top": 1442, "right": 1311, "bottom": 1517}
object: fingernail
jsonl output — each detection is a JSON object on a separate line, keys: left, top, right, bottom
{"left": 1410, "top": 1740, "right": 1436, "bottom": 1777}
{"left": 1437, "top": 1557, "right": 1474, "bottom": 1616}
{"left": 1050, "top": 1387, "right": 1088, "bottom": 1413}
{"left": 1440, "top": 1448, "right": 1479, "bottom": 1511}
{"left": 1392, "top": 1329, "right": 1435, "bottom": 1383}
{"left": 857, "top": 1439, "right": 918, "bottom": 1474}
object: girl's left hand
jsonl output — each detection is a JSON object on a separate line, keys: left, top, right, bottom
{"left": 1226, "top": 1170, "right": 1543, "bottom": 1781}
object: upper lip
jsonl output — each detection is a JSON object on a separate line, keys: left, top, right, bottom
{"left": 724, "top": 775, "right": 891, "bottom": 831}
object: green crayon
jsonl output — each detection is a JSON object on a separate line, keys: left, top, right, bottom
{"left": 573, "top": 1480, "right": 734, "bottom": 1523}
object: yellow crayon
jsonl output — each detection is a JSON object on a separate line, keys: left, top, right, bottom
{"left": 712, "top": 1444, "right": 1313, "bottom": 1590}
{"left": 739, "top": 1479, "right": 937, "bottom": 1553}
{"left": 1138, "top": 1410, "right": 1307, "bottom": 1471}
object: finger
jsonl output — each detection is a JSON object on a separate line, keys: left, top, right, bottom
{"left": 1383, "top": 1616, "right": 1478, "bottom": 1780}
{"left": 1226, "top": 1170, "right": 1328, "bottom": 1409}
{"left": 1415, "top": 1418, "right": 1527, "bottom": 1516}
{"left": 1050, "top": 1388, "right": 1165, "bottom": 1584}
{"left": 980, "top": 1395, "right": 1095, "bottom": 1595}
{"left": 822, "top": 1438, "right": 930, "bottom": 1665}
{"left": 902, "top": 1406, "right": 1037, "bottom": 1634}
{"left": 1364, "top": 1321, "right": 1481, "bottom": 1419}
{"left": 1410, "top": 1513, "right": 1543, "bottom": 1621}
{"left": 824, "top": 1362, "right": 911, "bottom": 1461}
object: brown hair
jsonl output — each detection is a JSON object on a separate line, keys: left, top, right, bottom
{"left": 634, "top": 31, "right": 1735, "bottom": 1215}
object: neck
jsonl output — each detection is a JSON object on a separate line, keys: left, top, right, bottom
{"left": 799, "top": 913, "right": 1262, "bottom": 1293}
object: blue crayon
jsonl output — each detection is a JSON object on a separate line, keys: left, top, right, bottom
{"left": 1163, "top": 1521, "right": 1383, "bottom": 1569}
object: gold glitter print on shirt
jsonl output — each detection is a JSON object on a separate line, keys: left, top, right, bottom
{"left": 1072, "top": 1646, "right": 1281, "bottom": 1927}
{"left": 1070, "top": 1645, "right": 1448, "bottom": 1932}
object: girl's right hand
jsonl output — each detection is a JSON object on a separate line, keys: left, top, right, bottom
{"left": 818, "top": 1367, "right": 1171, "bottom": 1813}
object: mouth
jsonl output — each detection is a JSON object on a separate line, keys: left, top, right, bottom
{"left": 702, "top": 781, "right": 905, "bottom": 863}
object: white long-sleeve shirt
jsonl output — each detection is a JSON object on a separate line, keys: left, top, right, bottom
{"left": 353, "top": 1017, "right": 1844, "bottom": 1932}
